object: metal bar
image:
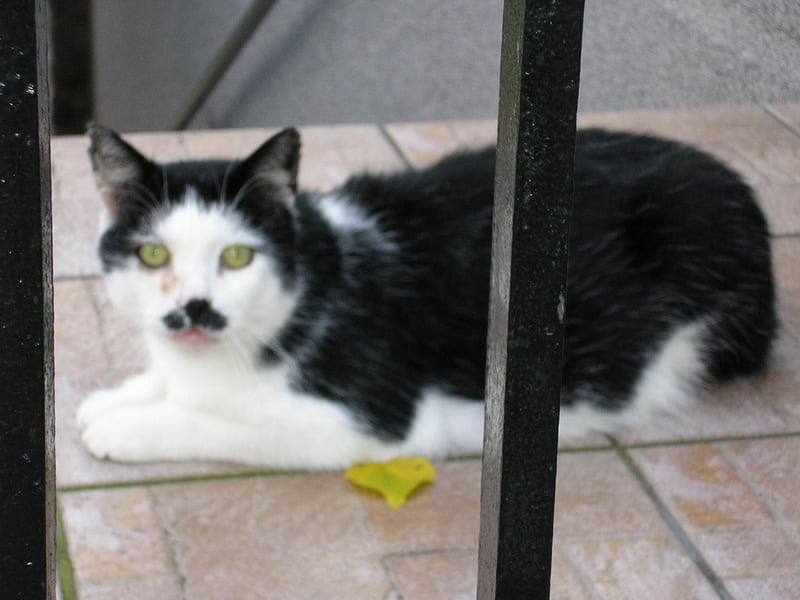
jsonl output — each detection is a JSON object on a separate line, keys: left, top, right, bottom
{"left": 48, "top": 0, "right": 94, "bottom": 134}
{"left": 0, "top": 0, "right": 56, "bottom": 597}
{"left": 168, "top": 0, "right": 279, "bottom": 130}
{"left": 477, "top": 0, "right": 584, "bottom": 597}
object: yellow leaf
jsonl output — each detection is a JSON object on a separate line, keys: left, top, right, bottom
{"left": 345, "top": 457, "right": 436, "bottom": 509}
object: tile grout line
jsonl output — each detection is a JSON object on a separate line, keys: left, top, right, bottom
{"left": 612, "top": 443, "right": 735, "bottom": 600}
{"left": 377, "top": 124, "right": 414, "bottom": 170}
{"left": 551, "top": 539, "right": 603, "bottom": 599}
{"left": 54, "top": 274, "right": 102, "bottom": 283}
{"left": 615, "top": 429, "right": 800, "bottom": 451}
{"left": 761, "top": 103, "right": 800, "bottom": 140}
{"left": 55, "top": 426, "right": 800, "bottom": 494}
{"left": 57, "top": 468, "right": 308, "bottom": 494}
{"left": 146, "top": 486, "right": 188, "bottom": 598}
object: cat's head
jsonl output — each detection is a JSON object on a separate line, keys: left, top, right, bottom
{"left": 88, "top": 125, "right": 301, "bottom": 350}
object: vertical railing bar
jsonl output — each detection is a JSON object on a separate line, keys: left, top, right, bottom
{"left": 0, "top": 0, "right": 56, "bottom": 597}
{"left": 477, "top": 0, "right": 585, "bottom": 597}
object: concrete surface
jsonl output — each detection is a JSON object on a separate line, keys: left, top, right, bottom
{"left": 91, "top": 0, "right": 800, "bottom": 132}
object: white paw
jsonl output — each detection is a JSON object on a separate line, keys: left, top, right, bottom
{"left": 76, "top": 371, "right": 165, "bottom": 431}
{"left": 76, "top": 389, "right": 122, "bottom": 431}
{"left": 81, "top": 405, "right": 171, "bottom": 463}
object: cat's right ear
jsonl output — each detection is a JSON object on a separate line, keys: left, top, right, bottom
{"left": 235, "top": 127, "right": 301, "bottom": 199}
{"left": 87, "top": 123, "right": 154, "bottom": 216}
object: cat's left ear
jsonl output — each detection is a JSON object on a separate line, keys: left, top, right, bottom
{"left": 87, "top": 123, "right": 156, "bottom": 216}
{"left": 236, "top": 128, "right": 301, "bottom": 196}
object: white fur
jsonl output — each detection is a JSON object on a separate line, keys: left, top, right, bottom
{"left": 559, "top": 320, "right": 706, "bottom": 439}
{"left": 79, "top": 359, "right": 487, "bottom": 468}
{"left": 102, "top": 188, "right": 297, "bottom": 345}
{"left": 317, "top": 194, "right": 372, "bottom": 231}
{"left": 316, "top": 193, "right": 399, "bottom": 254}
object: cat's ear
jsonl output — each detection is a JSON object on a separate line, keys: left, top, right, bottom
{"left": 236, "top": 128, "right": 301, "bottom": 197}
{"left": 87, "top": 123, "right": 155, "bottom": 216}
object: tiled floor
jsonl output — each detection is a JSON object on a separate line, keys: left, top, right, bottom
{"left": 54, "top": 103, "right": 800, "bottom": 599}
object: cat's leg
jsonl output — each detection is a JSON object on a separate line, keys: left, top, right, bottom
{"left": 79, "top": 399, "right": 374, "bottom": 468}
{"left": 76, "top": 370, "right": 165, "bottom": 430}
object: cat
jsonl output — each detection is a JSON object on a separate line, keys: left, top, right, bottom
{"left": 76, "top": 124, "right": 777, "bottom": 469}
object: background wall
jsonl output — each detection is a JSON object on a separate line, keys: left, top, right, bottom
{"left": 91, "top": 0, "right": 800, "bottom": 132}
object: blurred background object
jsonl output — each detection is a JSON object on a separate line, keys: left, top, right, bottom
{"left": 49, "top": 0, "right": 800, "bottom": 134}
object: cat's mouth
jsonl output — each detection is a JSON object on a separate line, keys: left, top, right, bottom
{"left": 171, "top": 327, "right": 216, "bottom": 344}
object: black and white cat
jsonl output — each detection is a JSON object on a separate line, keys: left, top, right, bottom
{"left": 76, "top": 125, "right": 777, "bottom": 469}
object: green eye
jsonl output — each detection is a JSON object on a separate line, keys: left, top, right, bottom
{"left": 221, "top": 245, "right": 254, "bottom": 269}
{"left": 137, "top": 243, "right": 169, "bottom": 268}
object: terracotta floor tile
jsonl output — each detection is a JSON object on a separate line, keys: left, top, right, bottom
{"left": 446, "top": 118, "right": 497, "bottom": 148}
{"left": 182, "top": 125, "right": 404, "bottom": 191}
{"left": 726, "top": 574, "right": 800, "bottom": 599}
{"left": 550, "top": 545, "right": 594, "bottom": 600}
{"left": 553, "top": 452, "right": 669, "bottom": 538}
{"left": 54, "top": 280, "right": 108, "bottom": 377}
{"left": 721, "top": 438, "right": 800, "bottom": 526}
{"left": 360, "top": 460, "right": 481, "bottom": 555}
{"left": 560, "top": 535, "right": 719, "bottom": 600}
{"left": 76, "top": 576, "right": 183, "bottom": 600}
{"left": 179, "top": 127, "right": 279, "bottom": 161}
{"left": 693, "top": 524, "right": 800, "bottom": 578}
{"left": 778, "top": 289, "right": 800, "bottom": 339}
{"left": 773, "top": 237, "right": 800, "bottom": 292}
{"left": 755, "top": 181, "right": 800, "bottom": 236}
{"left": 749, "top": 324, "right": 800, "bottom": 429}
{"left": 297, "top": 127, "right": 364, "bottom": 189}
{"left": 304, "top": 124, "right": 404, "bottom": 175}
{"left": 558, "top": 432, "right": 611, "bottom": 450}
{"left": 631, "top": 445, "right": 772, "bottom": 530}
{"left": 727, "top": 137, "right": 800, "bottom": 184}
{"left": 151, "top": 474, "right": 392, "bottom": 599}
{"left": 121, "top": 132, "right": 190, "bottom": 163}
{"left": 54, "top": 279, "right": 117, "bottom": 488}
{"left": 766, "top": 102, "right": 800, "bottom": 133}
{"left": 51, "top": 137, "right": 104, "bottom": 279}
{"left": 59, "top": 488, "right": 180, "bottom": 595}
{"left": 85, "top": 279, "right": 147, "bottom": 378}
{"left": 700, "top": 140, "right": 773, "bottom": 187}
{"left": 577, "top": 104, "right": 794, "bottom": 146}
{"left": 614, "top": 378, "right": 790, "bottom": 445}
{"left": 383, "top": 122, "right": 464, "bottom": 168}
{"left": 384, "top": 549, "right": 477, "bottom": 600}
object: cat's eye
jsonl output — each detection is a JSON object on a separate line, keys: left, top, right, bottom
{"left": 221, "top": 245, "right": 255, "bottom": 269}
{"left": 137, "top": 243, "right": 170, "bottom": 268}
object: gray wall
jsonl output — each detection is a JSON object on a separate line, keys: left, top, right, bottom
{"left": 92, "top": 0, "right": 800, "bottom": 132}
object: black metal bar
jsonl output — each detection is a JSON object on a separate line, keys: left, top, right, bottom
{"left": 0, "top": 0, "right": 56, "bottom": 598}
{"left": 477, "top": 0, "right": 584, "bottom": 597}
{"left": 168, "top": 0, "right": 279, "bottom": 130}
{"left": 48, "top": 0, "right": 94, "bottom": 134}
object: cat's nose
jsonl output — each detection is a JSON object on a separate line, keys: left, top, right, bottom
{"left": 162, "top": 299, "right": 227, "bottom": 332}
{"left": 183, "top": 298, "right": 227, "bottom": 331}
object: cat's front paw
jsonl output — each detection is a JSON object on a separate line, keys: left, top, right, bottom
{"left": 76, "top": 372, "right": 165, "bottom": 431}
{"left": 81, "top": 405, "right": 169, "bottom": 463}
{"left": 76, "top": 389, "right": 122, "bottom": 431}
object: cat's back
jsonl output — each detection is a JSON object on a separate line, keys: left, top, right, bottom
{"left": 563, "top": 129, "right": 776, "bottom": 404}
